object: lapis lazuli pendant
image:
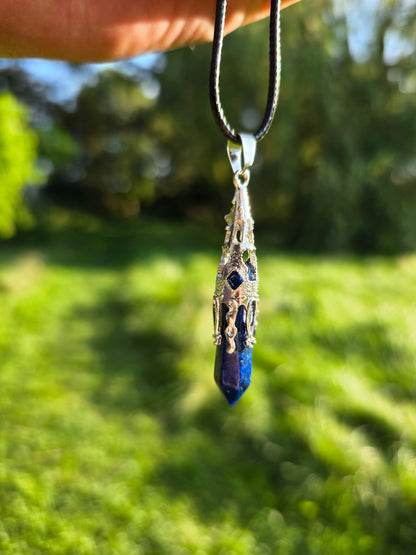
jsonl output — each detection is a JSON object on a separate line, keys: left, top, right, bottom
{"left": 213, "top": 135, "right": 259, "bottom": 405}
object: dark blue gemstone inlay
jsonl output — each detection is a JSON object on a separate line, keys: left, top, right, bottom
{"left": 227, "top": 271, "right": 243, "bottom": 290}
{"left": 214, "top": 304, "right": 252, "bottom": 405}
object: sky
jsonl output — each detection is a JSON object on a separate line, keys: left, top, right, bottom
{"left": 336, "top": 0, "right": 415, "bottom": 64}
{"left": 0, "top": 54, "right": 163, "bottom": 104}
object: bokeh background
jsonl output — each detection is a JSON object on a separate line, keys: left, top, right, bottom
{"left": 1, "top": 0, "right": 416, "bottom": 553}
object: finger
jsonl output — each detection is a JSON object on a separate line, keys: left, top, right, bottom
{"left": 94, "top": 0, "right": 301, "bottom": 61}
{"left": 0, "top": 0, "right": 301, "bottom": 62}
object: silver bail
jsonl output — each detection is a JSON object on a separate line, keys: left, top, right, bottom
{"left": 227, "top": 133, "right": 257, "bottom": 176}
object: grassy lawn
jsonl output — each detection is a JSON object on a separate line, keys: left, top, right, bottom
{"left": 1, "top": 217, "right": 416, "bottom": 554}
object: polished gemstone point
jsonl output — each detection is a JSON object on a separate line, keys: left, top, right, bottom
{"left": 214, "top": 305, "right": 252, "bottom": 405}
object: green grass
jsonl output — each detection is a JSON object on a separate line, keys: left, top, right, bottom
{"left": 1, "top": 217, "right": 416, "bottom": 554}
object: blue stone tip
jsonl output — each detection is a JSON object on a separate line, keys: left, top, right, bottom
{"left": 220, "top": 381, "right": 250, "bottom": 406}
{"left": 214, "top": 304, "right": 253, "bottom": 405}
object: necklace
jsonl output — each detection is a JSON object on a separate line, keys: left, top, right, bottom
{"left": 209, "top": 0, "right": 282, "bottom": 405}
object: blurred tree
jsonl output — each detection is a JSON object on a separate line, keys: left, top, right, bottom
{"left": 46, "top": 70, "right": 160, "bottom": 218}
{"left": 153, "top": 0, "right": 416, "bottom": 252}
{"left": 275, "top": 0, "right": 416, "bottom": 252}
{"left": 0, "top": 92, "right": 43, "bottom": 238}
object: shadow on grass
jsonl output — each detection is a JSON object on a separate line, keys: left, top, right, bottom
{"left": 63, "top": 287, "right": 416, "bottom": 553}
{"left": 313, "top": 322, "right": 404, "bottom": 367}
{"left": 68, "top": 293, "right": 189, "bottom": 413}
{"left": 4, "top": 219, "right": 416, "bottom": 552}
{"left": 68, "top": 292, "right": 330, "bottom": 548}
{"left": 2, "top": 218, "right": 222, "bottom": 270}
{"left": 312, "top": 321, "right": 416, "bottom": 400}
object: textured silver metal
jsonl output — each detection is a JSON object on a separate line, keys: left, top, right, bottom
{"left": 213, "top": 135, "right": 259, "bottom": 351}
{"left": 227, "top": 133, "right": 257, "bottom": 176}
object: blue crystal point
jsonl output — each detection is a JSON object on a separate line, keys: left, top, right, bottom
{"left": 212, "top": 144, "right": 259, "bottom": 405}
{"left": 214, "top": 305, "right": 252, "bottom": 405}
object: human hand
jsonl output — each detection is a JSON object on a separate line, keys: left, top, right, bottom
{"left": 0, "top": 0, "right": 300, "bottom": 62}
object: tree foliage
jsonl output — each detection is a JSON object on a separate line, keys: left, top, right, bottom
{"left": 52, "top": 71, "right": 159, "bottom": 218}
{"left": 0, "top": 92, "right": 42, "bottom": 238}
{"left": 152, "top": 0, "right": 416, "bottom": 252}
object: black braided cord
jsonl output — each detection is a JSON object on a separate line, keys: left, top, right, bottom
{"left": 209, "top": 0, "right": 281, "bottom": 143}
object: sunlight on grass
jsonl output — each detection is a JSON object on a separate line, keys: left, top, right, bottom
{"left": 1, "top": 222, "right": 416, "bottom": 554}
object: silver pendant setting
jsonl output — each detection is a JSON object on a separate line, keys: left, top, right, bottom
{"left": 213, "top": 134, "right": 259, "bottom": 405}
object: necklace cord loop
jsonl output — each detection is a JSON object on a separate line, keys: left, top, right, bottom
{"left": 209, "top": 0, "right": 282, "bottom": 144}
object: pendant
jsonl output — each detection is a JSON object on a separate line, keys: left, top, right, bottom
{"left": 213, "top": 134, "right": 259, "bottom": 405}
